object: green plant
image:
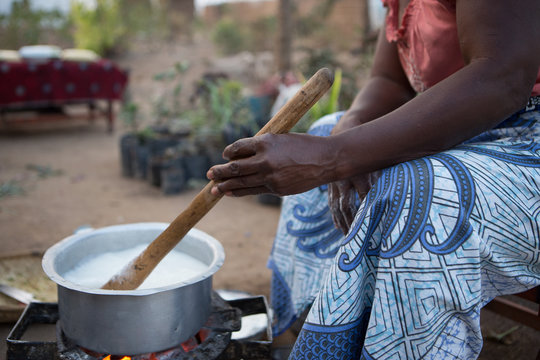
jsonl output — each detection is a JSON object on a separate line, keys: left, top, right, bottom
{"left": 135, "top": 126, "right": 158, "bottom": 143}
{"left": 118, "top": 0, "right": 169, "bottom": 41}
{"left": 70, "top": 0, "right": 126, "bottom": 56}
{"left": 208, "top": 80, "right": 254, "bottom": 131}
{"left": 298, "top": 48, "right": 341, "bottom": 78}
{"left": 247, "top": 16, "right": 277, "bottom": 52}
{"left": 211, "top": 19, "right": 248, "bottom": 55}
{"left": 26, "top": 164, "right": 63, "bottom": 178}
{"left": 120, "top": 101, "right": 140, "bottom": 133}
{"left": 298, "top": 47, "right": 358, "bottom": 110}
{"left": 295, "top": 0, "right": 336, "bottom": 37}
{"left": 184, "top": 78, "right": 255, "bottom": 150}
{"left": 152, "top": 60, "right": 190, "bottom": 123}
{"left": 0, "top": 0, "right": 70, "bottom": 49}
{"left": 0, "top": 180, "right": 25, "bottom": 198}
{"left": 208, "top": 80, "right": 240, "bottom": 127}
{"left": 292, "top": 68, "right": 343, "bottom": 133}
{"left": 309, "top": 68, "right": 342, "bottom": 120}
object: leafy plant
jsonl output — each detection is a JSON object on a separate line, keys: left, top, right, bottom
{"left": 247, "top": 16, "right": 277, "bottom": 52}
{"left": 70, "top": 0, "right": 126, "bottom": 56}
{"left": 184, "top": 78, "right": 255, "bottom": 149}
{"left": 295, "top": 0, "right": 337, "bottom": 37}
{"left": 208, "top": 80, "right": 241, "bottom": 127}
{"left": 293, "top": 68, "right": 343, "bottom": 132}
{"left": 118, "top": 0, "right": 169, "bottom": 41}
{"left": 309, "top": 68, "right": 342, "bottom": 120}
{"left": 135, "top": 126, "right": 158, "bottom": 143}
{"left": 152, "top": 60, "right": 190, "bottom": 123}
{"left": 298, "top": 47, "right": 341, "bottom": 79}
{"left": 0, "top": 0, "right": 70, "bottom": 49}
{"left": 207, "top": 80, "right": 254, "bottom": 137}
{"left": 26, "top": 164, "right": 64, "bottom": 178}
{"left": 298, "top": 47, "right": 358, "bottom": 110}
{"left": 120, "top": 101, "right": 140, "bottom": 133}
{"left": 0, "top": 180, "right": 25, "bottom": 198}
{"left": 211, "top": 19, "right": 248, "bottom": 55}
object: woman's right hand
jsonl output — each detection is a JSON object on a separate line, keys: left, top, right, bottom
{"left": 207, "top": 132, "right": 337, "bottom": 197}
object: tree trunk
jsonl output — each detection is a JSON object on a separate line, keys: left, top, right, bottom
{"left": 157, "top": 0, "right": 195, "bottom": 41}
{"left": 277, "top": 0, "right": 293, "bottom": 75}
{"left": 359, "top": 0, "right": 371, "bottom": 48}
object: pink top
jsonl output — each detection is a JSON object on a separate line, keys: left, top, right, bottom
{"left": 382, "top": 0, "right": 540, "bottom": 96}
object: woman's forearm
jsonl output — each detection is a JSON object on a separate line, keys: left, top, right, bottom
{"left": 335, "top": 75, "right": 415, "bottom": 131}
{"left": 329, "top": 58, "right": 536, "bottom": 181}
{"left": 334, "top": 30, "right": 416, "bottom": 134}
{"left": 207, "top": 0, "right": 539, "bottom": 198}
{"left": 328, "top": 0, "right": 540, "bottom": 182}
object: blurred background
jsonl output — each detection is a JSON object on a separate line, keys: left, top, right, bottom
{"left": 0, "top": 1, "right": 538, "bottom": 359}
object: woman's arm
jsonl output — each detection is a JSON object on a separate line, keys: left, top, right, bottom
{"left": 332, "top": 26, "right": 416, "bottom": 135}
{"left": 322, "top": 0, "right": 540, "bottom": 181}
{"left": 208, "top": 0, "right": 540, "bottom": 197}
{"left": 328, "top": 25, "right": 416, "bottom": 233}
{"left": 205, "top": 22, "right": 415, "bottom": 197}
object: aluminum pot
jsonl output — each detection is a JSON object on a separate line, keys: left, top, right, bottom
{"left": 42, "top": 222, "right": 224, "bottom": 355}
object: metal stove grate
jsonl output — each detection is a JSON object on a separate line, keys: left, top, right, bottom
{"left": 6, "top": 293, "right": 272, "bottom": 360}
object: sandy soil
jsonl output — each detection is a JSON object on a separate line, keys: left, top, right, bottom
{"left": 0, "top": 37, "right": 538, "bottom": 359}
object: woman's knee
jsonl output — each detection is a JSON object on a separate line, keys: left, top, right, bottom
{"left": 306, "top": 111, "right": 345, "bottom": 136}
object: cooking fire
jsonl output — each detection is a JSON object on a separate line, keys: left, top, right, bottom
{"left": 84, "top": 329, "right": 205, "bottom": 360}
{"left": 6, "top": 295, "right": 273, "bottom": 360}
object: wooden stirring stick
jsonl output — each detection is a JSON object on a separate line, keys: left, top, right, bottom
{"left": 102, "top": 68, "right": 334, "bottom": 290}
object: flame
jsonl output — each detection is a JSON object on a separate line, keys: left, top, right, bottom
{"left": 102, "top": 356, "right": 131, "bottom": 360}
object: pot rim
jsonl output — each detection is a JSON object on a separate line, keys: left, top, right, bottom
{"left": 42, "top": 222, "right": 225, "bottom": 296}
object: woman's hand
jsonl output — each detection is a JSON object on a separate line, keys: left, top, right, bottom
{"left": 207, "top": 133, "right": 336, "bottom": 197}
{"left": 328, "top": 110, "right": 381, "bottom": 234}
{"left": 328, "top": 172, "right": 380, "bottom": 234}
{"left": 328, "top": 111, "right": 363, "bottom": 233}
{"left": 328, "top": 179, "right": 358, "bottom": 234}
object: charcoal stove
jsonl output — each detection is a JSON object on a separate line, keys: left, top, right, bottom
{"left": 6, "top": 292, "right": 273, "bottom": 360}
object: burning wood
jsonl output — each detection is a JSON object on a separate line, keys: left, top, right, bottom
{"left": 98, "top": 333, "right": 202, "bottom": 360}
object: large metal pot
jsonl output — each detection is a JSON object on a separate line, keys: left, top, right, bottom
{"left": 42, "top": 222, "right": 225, "bottom": 355}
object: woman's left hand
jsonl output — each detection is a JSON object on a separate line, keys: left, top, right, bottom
{"left": 207, "top": 133, "right": 335, "bottom": 197}
{"left": 328, "top": 171, "right": 381, "bottom": 234}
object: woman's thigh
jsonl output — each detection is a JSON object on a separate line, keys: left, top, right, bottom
{"left": 295, "top": 118, "right": 540, "bottom": 359}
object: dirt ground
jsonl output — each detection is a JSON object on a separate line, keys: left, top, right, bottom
{"left": 1, "top": 38, "right": 538, "bottom": 359}
{"left": 0, "top": 120, "right": 279, "bottom": 298}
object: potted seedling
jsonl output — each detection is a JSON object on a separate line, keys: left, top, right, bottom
{"left": 159, "top": 147, "right": 188, "bottom": 195}
{"left": 132, "top": 125, "right": 158, "bottom": 180}
{"left": 119, "top": 101, "right": 140, "bottom": 177}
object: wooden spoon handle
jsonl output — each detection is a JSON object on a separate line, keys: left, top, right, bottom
{"left": 102, "top": 68, "right": 334, "bottom": 290}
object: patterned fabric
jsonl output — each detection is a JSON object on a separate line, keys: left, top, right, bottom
{"left": 0, "top": 59, "right": 128, "bottom": 107}
{"left": 268, "top": 113, "right": 346, "bottom": 334}
{"left": 268, "top": 102, "right": 540, "bottom": 359}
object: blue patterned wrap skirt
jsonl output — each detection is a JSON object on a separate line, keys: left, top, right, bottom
{"left": 267, "top": 97, "right": 540, "bottom": 359}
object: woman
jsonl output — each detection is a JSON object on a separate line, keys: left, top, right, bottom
{"left": 208, "top": 0, "right": 540, "bottom": 358}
